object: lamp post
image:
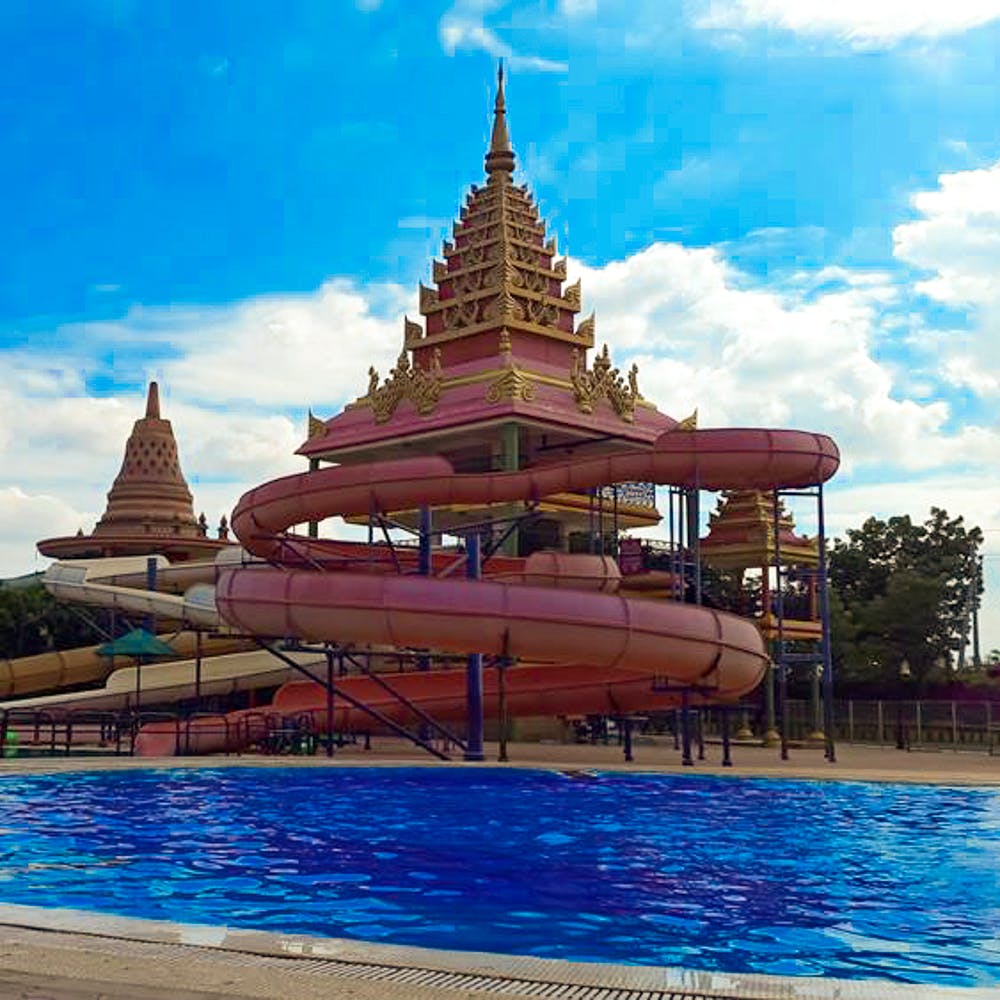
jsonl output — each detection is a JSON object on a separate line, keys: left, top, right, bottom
{"left": 895, "top": 658, "right": 911, "bottom": 750}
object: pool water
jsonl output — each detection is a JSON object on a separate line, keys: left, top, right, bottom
{"left": 0, "top": 766, "right": 997, "bottom": 986}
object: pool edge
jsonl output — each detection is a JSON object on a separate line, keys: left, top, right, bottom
{"left": 0, "top": 902, "right": 991, "bottom": 1000}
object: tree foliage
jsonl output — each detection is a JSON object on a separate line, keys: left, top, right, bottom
{"left": 0, "top": 583, "right": 105, "bottom": 660}
{"left": 828, "top": 507, "right": 983, "bottom": 692}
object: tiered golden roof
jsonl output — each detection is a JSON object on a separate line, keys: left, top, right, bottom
{"left": 353, "top": 64, "right": 643, "bottom": 426}
{"left": 701, "top": 490, "right": 819, "bottom": 571}
{"left": 410, "top": 71, "right": 589, "bottom": 359}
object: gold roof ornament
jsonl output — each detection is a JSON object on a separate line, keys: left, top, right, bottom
{"left": 404, "top": 316, "right": 423, "bottom": 345}
{"left": 570, "top": 345, "right": 641, "bottom": 423}
{"left": 307, "top": 409, "right": 326, "bottom": 439}
{"left": 365, "top": 348, "right": 444, "bottom": 423}
{"left": 334, "top": 63, "right": 666, "bottom": 440}
{"left": 675, "top": 408, "right": 698, "bottom": 431}
{"left": 485, "top": 61, "right": 515, "bottom": 177}
{"left": 486, "top": 365, "right": 535, "bottom": 404}
{"left": 418, "top": 283, "right": 438, "bottom": 312}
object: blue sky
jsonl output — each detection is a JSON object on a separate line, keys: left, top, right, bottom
{"left": 2, "top": 0, "right": 1000, "bottom": 648}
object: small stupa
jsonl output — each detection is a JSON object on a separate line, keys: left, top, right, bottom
{"left": 92, "top": 381, "right": 201, "bottom": 540}
{"left": 38, "top": 383, "right": 230, "bottom": 562}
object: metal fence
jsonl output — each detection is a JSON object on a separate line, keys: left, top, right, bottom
{"left": 721, "top": 698, "right": 1000, "bottom": 753}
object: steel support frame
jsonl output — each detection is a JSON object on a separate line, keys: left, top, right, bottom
{"left": 256, "top": 641, "right": 449, "bottom": 760}
{"left": 772, "top": 489, "right": 789, "bottom": 761}
{"left": 769, "top": 484, "right": 837, "bottom": 764}
{"left": 464, "top": 533, "right": 485, "bottom": 761}
{"left": 340, "top": 649, "right": 468, "bottom": 752}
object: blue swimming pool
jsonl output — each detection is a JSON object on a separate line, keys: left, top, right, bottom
{"left": 0, "top": 766, "right": 997, "bottom": 986}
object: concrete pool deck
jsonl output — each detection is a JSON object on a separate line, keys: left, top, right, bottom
{"left": 0, "top": 740, "right": 997, "bottom": 1000}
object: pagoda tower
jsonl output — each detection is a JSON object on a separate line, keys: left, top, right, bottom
{"left": 701, "top": 489, "right": 820, "bottom": 629}
{"left": 92, "top": 381, "right": 200, "bottom": 541}
{"left": 303, "top": 66, "right": 676, "bottom": 554}
{"left": 38, "top": 383, "right": 229, "bottom": 562}
{"left": 700, "top": 489, "right": 823, "bottom": 741}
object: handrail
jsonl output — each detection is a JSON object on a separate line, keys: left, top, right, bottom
{"left": 342, "top": 649, "right": 467, "bottom": 751}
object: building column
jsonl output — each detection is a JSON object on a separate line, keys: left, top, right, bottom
{"left": 307, "top": 458, "right": 319, "bottom": 538}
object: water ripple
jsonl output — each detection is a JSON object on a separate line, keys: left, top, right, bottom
{"left": 0, "top": 767, "right": 996, "bottom": 985}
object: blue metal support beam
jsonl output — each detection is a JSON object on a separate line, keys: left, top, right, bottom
{"left": 464, "top": 533, "right": 485, "bottom": 761}
{"left": 816, "top": 481, "right": 837, "bottom": 763}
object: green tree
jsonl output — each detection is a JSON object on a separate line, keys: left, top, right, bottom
{"left": 828, "top": 507, "right": 983, "bottom": 692}
{"left": 0, "top": 583, "right": 105, "bottom": 659}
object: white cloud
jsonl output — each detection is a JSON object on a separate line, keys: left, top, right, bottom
{"left": 894, "top": 160, "right": 1000, "bottom": 307}
{"left": 0, "top": 278, "right": 416, "bottom": 579}
{"left": 572, "top": 241, "right": 1000, "bottom": 473}
{"left": 438, "top": 1, "right": 568, "bottom": 72}
{"left": 653, "top": 155, "right": 740, "bottom": 202}
{"left": 0, "top": 488, "right": 97, "bottom": 577}
{"left": 694, "top": 0, "right": 1000, "bottom": 48}
{"left": 893, "top": 159, "right": 1000, "bottom": 395}
{"left": 5, "top": 177, "right": 1000, "bottom": 644}
{"left": 157, "top": 280, "right": 408, "bottom": 407}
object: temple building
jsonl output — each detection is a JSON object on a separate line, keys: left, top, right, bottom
{"left": 38, "top": 382, "right": 230, "bottom": 563}
{"left": 301, "top": 67, "right": 673, "bottom": 555}
{"left": 701, "top": 489, "right": 824, "bottom": 741}
{"left": 700, "top": 489, "right": 821, "bottom": 642}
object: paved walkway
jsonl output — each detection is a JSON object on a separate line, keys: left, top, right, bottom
{"left": 2, "top": 736, "right": 998, "bottom": 784}
{"left": 0, "top": 740, "right": 996, "bottom": 999}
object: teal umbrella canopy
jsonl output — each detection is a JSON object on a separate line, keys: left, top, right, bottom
{"left": 97, "top": 629, "right": 175, "bottom": 658}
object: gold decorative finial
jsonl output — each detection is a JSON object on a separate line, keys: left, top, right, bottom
{"left": 676, "top": 408, "right": 698, "bottom": 431}
{"left": 307, "top": 408, "right": 326, "bottom": 439}
{"left": 569, "top": 345, "right": 641, "bottom": 423}
{"left": 485, "top": 60, "right": 515, "bottom": 177}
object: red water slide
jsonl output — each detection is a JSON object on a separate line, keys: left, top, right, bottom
{"left": 135, "top": 428, "right": 838, "bottom": 756}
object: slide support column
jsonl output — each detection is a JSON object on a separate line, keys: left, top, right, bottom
{"left": 773, "top": 489, "right": 789, "bottom": 761}
{"left": 326, "top": 648, "right": 335, "bottom": 758}
{"left": 681, "top": 689, "right": 693, "bottom": 766}
{"left": 721, "top": 708, "right": 732, "bottom": 767}
{"left": 464, "top": 534, "right": 485, "bottom": 761}
{"left": 817, "top": 482, "right": 837, "bottom": 763}
{"left": 417, "top": 506, "right": 432, "bottom": 678}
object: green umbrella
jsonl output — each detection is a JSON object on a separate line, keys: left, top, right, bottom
{"left": 97, "top": 629, "right": 177, "bottom": 717}
{"left": 96, "top": 628, "right": 175, "bottom": 659}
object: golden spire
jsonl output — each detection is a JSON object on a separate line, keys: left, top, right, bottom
{"left": 485, "top": 60, "right": 515, "bottom": 177}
